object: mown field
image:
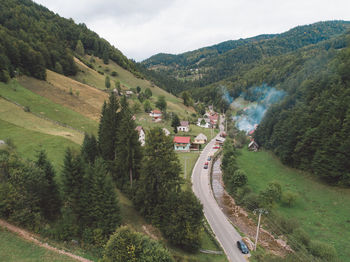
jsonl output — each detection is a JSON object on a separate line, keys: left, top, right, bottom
{"left": 0, "top": 80, "right": 98, "bottom": 134}
{"left": 236, "top": 148, "right": 350, "bottom": 262}
{"left": 0, "top": 228, "right": 77, "bottom": 262}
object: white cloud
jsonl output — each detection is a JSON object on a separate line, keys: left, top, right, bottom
{"left": 34, "top": 0, "right": 350, "bottom": 61}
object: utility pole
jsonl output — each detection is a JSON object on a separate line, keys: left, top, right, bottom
{"left": 254, "top": 208, "right": 268, "bottom": 251}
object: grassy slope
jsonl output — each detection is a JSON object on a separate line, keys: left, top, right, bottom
{"left": 0, "top": 98, "right": 83, "bottom": 145}
{"left": 18, "top": 70, "right": 108, "bottom": 122}
{"left": 72, "top": 55, "right": 195, "bottom": 118}
{"left": 0, "top": 228, "right": 76, "bottom": 262}
{"left": 236, "top": 148, "right": 350, "bottom": 261}
{"left": 0, "top": 119, "right": 79, "bottom": 170}
{"left": 0, "top": 80, "right": 98, "bottom": 134}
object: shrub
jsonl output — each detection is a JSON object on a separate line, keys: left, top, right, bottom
{"left": 111, "top": 71, "right": 118, "bottom": 76}
{"left": 242, "top": 193, "right": 260, "bottom": 211}
{"left": 23, "top": 106, "right": 30, "bottom": 112}
{"left": 308, "top": 240, "right": 337, "bottom": 260}
{"left": 282, "top": 190, "right": 298, "bottom": 207}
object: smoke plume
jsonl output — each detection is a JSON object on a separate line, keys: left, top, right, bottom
{"left": 232, "top": 84, "right": 285, "bottom": 133}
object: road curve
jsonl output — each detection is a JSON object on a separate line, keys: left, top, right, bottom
{"left": 191, "top": 116, "right": 248, "bottom": 262}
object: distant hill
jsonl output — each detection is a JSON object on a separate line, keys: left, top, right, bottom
{"left": 140, "top": 21, "right": 350, "bottom": 98}
{"left": 0, "top": 0, "right": 138, "bottom": 82}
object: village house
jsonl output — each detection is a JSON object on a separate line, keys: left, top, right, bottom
{"left": 191, "top": 133, "right": 208, "bottom": 150}
{"left": 197, "top": 118, "right": 211, "bottom": 128}
{"left": 173, "top": 136, "right": 191, "bottom": 152}
{"left": 177, "top": 121, "right": 190, "bottom": 132}
{"left": 194, "top": 133, "right": 207, "bottom": 144}
{"left": 149, "top": 110, "right": 162, "bottom": 122}
{"left": 248, "top": 140, "right": 259, "bottom": 152}
{"left": 135, "top": 126, "right": 145, "bottom": 146}
{"left": 162, "top": 128, "right": 170, "bottom": 136}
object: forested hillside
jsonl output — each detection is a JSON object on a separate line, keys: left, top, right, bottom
{"left": 0, "top": 0, "right": 136, "bottom": 82}
{"left": 140, "top": 21, "right": 350, "bottom": 104}
{"left": 255, "top": 41, "right": 350, "bottom": 185}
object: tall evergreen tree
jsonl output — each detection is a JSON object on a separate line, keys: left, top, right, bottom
{"left": 171, "top": 113, "right": 180, "bottom": 133}
{"left": 35, "top": 150, "right": 61, "bottom": 220}
{"left": 75, "top": 40, "right": 85, "bottom": 56}
{"left": 134, "top": 128, "right": 182, "bottom": 219}
{"left": 81, "top": 159, "right": 121, "bottom": 245}
{"left": 115, "top": 96, "right": 142, "bottom": 188}
{"left": 98, "top": 93, "right": 119, "bottom": 161}
{"left": 61, "top": 148, "right": 85, "bottom": 221}
{"left": 81, "top": 134, "right": 98, "bottom": 164}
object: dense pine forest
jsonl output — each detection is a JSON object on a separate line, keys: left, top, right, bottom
{"left": 0, "top": 0, "right": 137, "bottom": 83}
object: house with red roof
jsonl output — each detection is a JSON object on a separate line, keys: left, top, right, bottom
{"left": 149, "top": 110, "right": 162, "bottom": 122}
{"left": 209, "top": 113, "right": 219, "bottom": 126}
{"left": 173, "top": 136, "right": 191, "bottom": 152}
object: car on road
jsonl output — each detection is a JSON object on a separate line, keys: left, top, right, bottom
{"left": 207, "top": 156, "right": 211, "bottom": 161}
{"left": 203, "top": 162, "right": 209, "bottom": 169}
{"left": 236, "top": 240, "right": 249, "bottom": 254}
{"left": 213, "top": 146, "right": 220, "bottom": 149}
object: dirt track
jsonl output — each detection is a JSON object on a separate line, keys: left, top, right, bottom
{"left": 0, "top": 219, "right": 92, "bottom": 262}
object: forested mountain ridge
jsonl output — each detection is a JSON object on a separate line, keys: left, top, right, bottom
{"left": 0, "top": 0, "right": 137, "bottom": 82}
{"left": 140, "top": 21, "right": 350, "bottom": 97}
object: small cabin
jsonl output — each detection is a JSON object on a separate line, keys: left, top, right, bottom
{"left": 248, "top": 141, "right": 259, "bottom": 152}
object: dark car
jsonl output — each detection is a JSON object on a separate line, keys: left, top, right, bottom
{"left": 237, "top": 240, "right": 249, "bottom": 254}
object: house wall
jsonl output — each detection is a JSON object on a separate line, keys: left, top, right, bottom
{"left": 174, "top": 143, "right": 190, "bottom": 151}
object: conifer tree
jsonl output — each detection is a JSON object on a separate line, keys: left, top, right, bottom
{"left": 82, "top": 159, "right": 121, "bottom": 244}
{"left": 75, "top": 40, "right": 85, "bottom": 56}
{"left": 134, "top": 128, "right": 182, "bottom": 219}
{"left": 115, "top": 96, "right": 142, "bottom": 188}
{"left": 98, "top": 93, "right": 119, "bottom": 161}
{"left": 61, "top": 148, "right": 85, "bottom": 221}
{"left": 35, "top": 150, "right": 61, "bottom": 220}
{"left": 81, "top": 134, "right": 98, "bottom": 164}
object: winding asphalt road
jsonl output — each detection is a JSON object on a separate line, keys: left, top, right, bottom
{"left": 191, "top": 116, "right": 248, "bottom": 262}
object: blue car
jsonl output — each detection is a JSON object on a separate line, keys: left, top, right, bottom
{"left": 236, "top": 240, "right": 249, "bottom": 254}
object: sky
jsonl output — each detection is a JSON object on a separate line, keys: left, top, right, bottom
{"left": 34, "top": 0, "right": 350, "bottom": 61}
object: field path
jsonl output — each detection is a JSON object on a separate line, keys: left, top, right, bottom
{"left": 0, "top": 219, "right": 92, "bottom": 262}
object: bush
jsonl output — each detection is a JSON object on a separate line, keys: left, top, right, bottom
{"left": 111, "top": 71, "right": 118, "bottom": 76}
{"left": 282, "top": 190, "right": 298, "bottom": 207}
{"left": 308, "top": 240, "right": 337, "bottom": 260}
{"left": 23, "top": 106, "right": 31, "bottom": 112}
{"left": 289, "top": 228, "right": 310, "bottom": 251}
{"left": 242, "top": 193, "right": 260, "bottom": 211}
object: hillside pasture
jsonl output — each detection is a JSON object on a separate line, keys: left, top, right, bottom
{"left": 236, "top": 148, "right": 350, "bottom": 261}
{"left": 0, "top": 98, "right": 83, "bottom": 145}
{"left": 0, "top": 80, "right": 98, "bottom": 134}
{"left": 18, "top": 71, "right": 108, "bottom": 121}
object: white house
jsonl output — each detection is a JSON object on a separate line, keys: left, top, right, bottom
{"left": 135, "top": 126, "right": 145, "bottom": 146}
{"left": 177, "top": 121, "right": 190, "bottom": 132}
{"left": 197, "top": 118, "right": 211, "bottom": 128}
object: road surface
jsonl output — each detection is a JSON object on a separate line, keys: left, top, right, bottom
{"left": 192, "top": 116, "right": 248, "bottom": 262}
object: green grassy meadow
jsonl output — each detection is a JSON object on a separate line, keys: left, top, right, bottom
{"left": 0, "top": 228, "right": 76, "bottom": 262}
{"left": 0, "top": 119, "right": 79, "bottom": 170}
{"left": 236, "top": 148, "right": 350, "bottom": 261}
{"left": 0, "top": 80, "right": 98, "bottom": 135}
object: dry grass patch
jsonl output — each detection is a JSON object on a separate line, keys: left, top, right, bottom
{"left": 18, "top": 71, "right": 107, "bottom": 121}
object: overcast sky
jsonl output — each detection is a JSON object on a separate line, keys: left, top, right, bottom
{"left": 34, "top": 0, "right": 350, "bottom": 61}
